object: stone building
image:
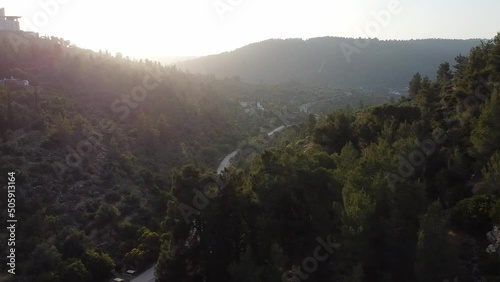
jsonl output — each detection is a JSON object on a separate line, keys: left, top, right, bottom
{"left": 0, "top": 8, "right": 21, "bottom": 31}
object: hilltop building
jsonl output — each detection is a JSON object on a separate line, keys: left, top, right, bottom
{"left": 0, "top": 8, "right": 21, "bottom": 31}
{"left": 0, "top": 77, "right": 29, "bottom": 87}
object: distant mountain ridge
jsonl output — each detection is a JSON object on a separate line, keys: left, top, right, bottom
{"left": 177, "top": 37, "right": 483, "bottom": 90}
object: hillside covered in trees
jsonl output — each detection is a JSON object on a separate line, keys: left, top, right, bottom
{"left": 156, "top": 34, "right": 500, "bottom": 282}
{"left": 0, "top": 30, "right": 262, "bottom": 282}
{"left": 0, "top": 30, "right": 392, "bottom": 282}
{"left": 0, "top": 28, "right": 499, "bottom": 282}
{"left": 177, "top": 37, "right": 482, "bottom": 90}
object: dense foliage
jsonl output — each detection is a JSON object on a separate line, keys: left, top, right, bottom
{"left": 0, "top": 30, "right": 261, "bottom": 281}
{"left": 0, "top": 29, "right": 499, "bottom": 282}
{"left": 158, "top": 34, "right": 500, "bottom": 282}
{"left": 178, "top": 37, "right": 481, "bottom": 89}
{"left": 0, "top": 31, "right": 389, "bottom": 281}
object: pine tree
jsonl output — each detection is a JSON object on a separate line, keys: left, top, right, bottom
{"left": 409, "top": 73, "right": 422, "bottom": 100}
{"left": 471, "top": 89, "right": 500, "bottom": 160}
{"left": 415, "top": 202, "right": 460, "bottom": 282}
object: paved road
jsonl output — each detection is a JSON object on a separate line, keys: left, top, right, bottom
{"left": 216, "top": 123, "right": 290, "bottom": 174}
{"left": 267, "top": 125, "right": 285, "bottom": 136}
{"left": 138, "top": 122, "right": 293, "bottom": 281}
{"left": 216, "top": 150, "right": 238, "bottom": 174}
{"left": 130, "top": 266, "right": 155, "bottom": 282}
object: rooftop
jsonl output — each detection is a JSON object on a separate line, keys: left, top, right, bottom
{"left": 1, "top": 8, "right": 21, "bottom": 20}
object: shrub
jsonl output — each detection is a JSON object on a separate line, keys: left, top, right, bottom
{"left": 451, "top": 194, "right": 493, "bottom": 232}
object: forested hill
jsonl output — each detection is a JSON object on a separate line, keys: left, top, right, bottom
{"left": 177, "top": 37, "right": 482, "bottom": 89}
{"left": 0, "top": 31, "right": 391, "bottom": 282}
{"left": 0, "top": 30, "right": 263, "bottom": 281}
{"left": 2, "top": 29, "right": 500, "bottom": 282}
{"left": 157, "top": 34, "right": 500, "bottom": 282}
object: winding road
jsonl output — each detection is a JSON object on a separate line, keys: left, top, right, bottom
{"left": 216, "top": 150, "right": 238, "bottom": 174}
{"left": 216, "top": 124, "right": 290, "bottom": 174}
{"left": 130, "top": 124, "right": 287, "bottom": 282}
{"left": 131, "top": 103, "right": 308, "bottom": 281}
{"left": 267, "top": 125, "right": 286, "bottom": 136}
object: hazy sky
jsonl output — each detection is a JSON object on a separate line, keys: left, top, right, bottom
{"left": 2, "top": 0, "right": 499, "bottom": 57}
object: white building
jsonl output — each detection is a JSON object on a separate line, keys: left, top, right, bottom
{"left": 0, "top": 8, "right": 21, "bottom": 31}
{"left": 0, "top": 78, "right": 29, "bottom": 87}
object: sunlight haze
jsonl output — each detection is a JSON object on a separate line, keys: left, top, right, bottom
{"left": 2, "top": 0, "right": 500, "bottom": 58}
{"left": 2, "top": 0, "right": 500, "bottom": 281}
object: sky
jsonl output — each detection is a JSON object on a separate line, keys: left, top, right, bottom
{"left": 1, "top": 0, "right": 500, "bottom": 58}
